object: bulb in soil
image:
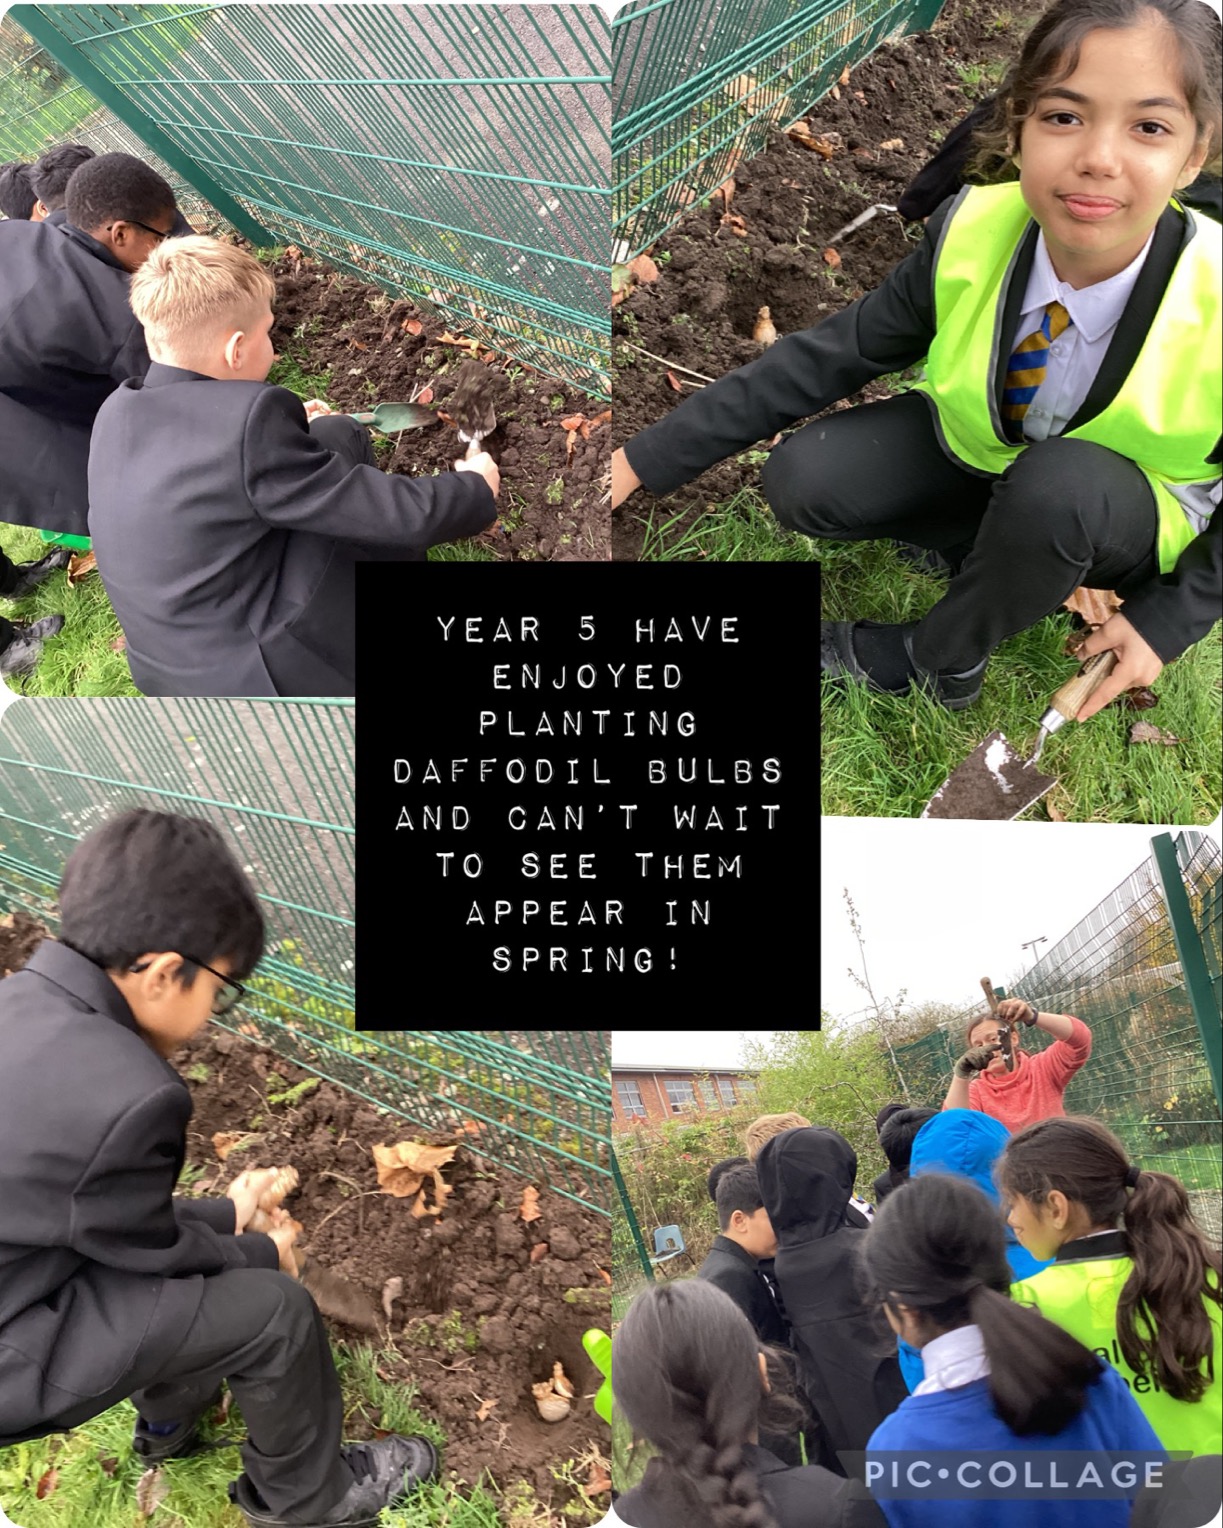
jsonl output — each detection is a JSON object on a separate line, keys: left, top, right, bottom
{"left": 753, "top": 306, "right": 777, "bottom": 346}
{"left": 533, "top": 1383, "right": 572, "bottom": 1423}
{"left": 258, "top": 1165, "right": 299, "bottom": 1213}
{"left": 551, "top": 1361, "right": 576, "bottom": 1399}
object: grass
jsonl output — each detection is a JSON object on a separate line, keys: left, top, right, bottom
{"left": 820, "top": 538, "right": 1222, "bottom": 822}
{"left": 0, "top": 1343, "right": 586, "bottom": 1527}
{"left": 637, "top": 485, "right": 820, "bottom": 562}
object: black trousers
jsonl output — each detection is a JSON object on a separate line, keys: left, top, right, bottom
{"left": 309, "top": 412, "right": 377, "bottom": 468}
{"left": 1, "top": 550, "right": 21, "bottom": 651}
{"left": 45, "top": 1269, "right": 350, "bottom": 1521}
{"left": 760, "top": 392, "right": 1160, "bottom": 672}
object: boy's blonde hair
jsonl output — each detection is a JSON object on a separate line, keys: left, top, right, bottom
{"left": 744, "top": 1112, "right": 811, "bottom": 1160}
{"left": 129, "top": 235, "right": 275, "bottom": 362}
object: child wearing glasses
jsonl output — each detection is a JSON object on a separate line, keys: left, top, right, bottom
{"left": 87, "top": 235, "right": 500, "bottom": 697}
{"left": 0, "top": 809, "right": 439, "bottom": 1528}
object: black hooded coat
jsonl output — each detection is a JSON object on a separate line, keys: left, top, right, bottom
{"left": 755, "top": 1128, "right": 907, "bottom": 1473}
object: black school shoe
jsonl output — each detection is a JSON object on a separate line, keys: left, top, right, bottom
{"left": 229, "top": 1436, "right": 440, "bottom": 1528}
{"left": 132, "top": 1385, "right": 224, "bottom": 1463}
{"left": 820, "top": 620, "right": 986, "bottom": 711}
{"left": 2, "top": 546, "right": 73, "bottom": 601}
{"left": 0, "top": 615, "right": 65, "bottom": 679}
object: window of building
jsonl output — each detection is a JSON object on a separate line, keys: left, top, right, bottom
{"left": 665, "top": 1079, "right": 696, "bottom": 1112}
{"left": 697, "top": 1078, "right": 721, "bottom": 1109}
{"left": 716, "top": 1077, "right": 737, "bottom": 1106}
{"left": 616, "top": 1079, "right": 646, "bottom": 1118}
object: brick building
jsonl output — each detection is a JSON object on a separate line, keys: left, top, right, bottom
{"left": 612, "top": 1063, "right": 758, "bottom": 1128}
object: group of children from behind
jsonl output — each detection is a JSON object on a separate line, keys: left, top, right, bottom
{"left": 1, "top": 146, "right": 499, "bottom": 694}
{"left": 612, "top": 1106, "right": 1221, "bottom": 1528}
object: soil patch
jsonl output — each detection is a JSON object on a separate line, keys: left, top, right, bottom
{"left": 181, "top": 1029, "right": 610, "bottom": 1515}
{"left": 0, "top": 909, "right": 48, "bottom": 975}
{"left": 612, "top": 0, "right": 1036, "bottom": 559}
{"left": 269, "top": 254, "right": 609, "bottom": 561}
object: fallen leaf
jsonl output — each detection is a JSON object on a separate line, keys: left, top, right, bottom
{"left": 402, "top": 318, "right": 424, "bottom": 335}
{"left": 854, "top": 90, "right": 868, "bottom": 103}
{"left": 1063, "top": 586, "right": 1122, "bottom": 627}
{"left": 565, "top": 428, "right": 578, "bottom": 464}
{"left": 381, "top": 1275, "right": 404, "bottom": 1321}
{"left": 372, "top": 1140, "right": 458, "bottom": 1210}
{"left": 879, "top": 137, "right": 906, "bottom": 151}
{"left": 665, "top": 371, "right": 683, "bottom": 392}
{"left": 715, "top": 176, "right": 736, "bottom": 209}
{"left": 611, "top": 262, "right": 634, "bottom": 296}
{"left": 595, "top": 1265, "right": 612, "bottom": 1284}
{"left": 530, "top": 1241, "right": 549, "bottom": 1262}
{"left": 67, "top": 550, "right": 97, "bottom": 585}
{"left": 211, "top": 1389, "right": 233, "bottom": 1426}
{"left": 559, "top": 413, "right": 586, "bottom": 431}
{"left": 786, "top": 122, "right": 837, "bottom": 158}
{"left": 611, "top": 286, "right": 630, "bottom": 309}
{"left": 1121, "top": 687, "right": 1159, "bottom": 711}
{"left": 415, "top": 387, "right": 434, "bottom": 405}
{"left": 97, "top": 1455, "right": 119, "bottom": 1478}
{"left": 1129, "top": 721, "right": 1181, "bottom": 745}
{"left": 588, "top": 1465, "right": 612, "bottom": 1495}
{"left": 348, "top": 339, "right": 368, "bottom": 351}
{"left": 411, "top": 1179, "right": 453, "bottom": 1218}
{"left": 110, "top": 633, "right": 127, "bottom": 652}
{"left": 476, "top": 1396, "right": 499, "bottom": 1421}
{"left": 518, "top": 1184, "right": 543, "bottom": 1223}
{"left": 285, "top": 244, "right": 301, "bottom": 260}
{"left": 1046, "top": 799, "right": 1066, "bottom": 822}
{"left": 135, "top": 1466, "right": 169, "bottom": 1518}
{"left": 628, "top": 253, "right": 659, "bottom": 285}
{"left": 839, "top": 63, "right": 851, "bottom": 86}
{"left": 719, "top": 212, "right": 748, "bottom": 236}
{"left": 588, "top": 409, "right": 612, "bottom": 431}
{"left": 831, "top": 85, "right": 842, "bottom": 103}
{"left": 35, "top": 1467, "right": 58, "bottom": 1500}
{"left": 823, "top": 247, "right": 842, "bottom": 269}
{"left": 212, "top": 1130, "right": 258, "bottom": 1161}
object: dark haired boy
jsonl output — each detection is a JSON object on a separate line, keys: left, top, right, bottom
{"left": 697, "top": 1164, "right": 787, "bottom": 1346}
{"left": 876, "top": 1105, "right": 938, "bottom": 1201}
{"left": 0, "top": 152, "right": 172, "bottom": 538}
{"left": 29, "top": 141, "right": 96, "bottom": 218}
{"left": 0, "top": 810, "right": 438, "bottom": 1527}
{"left": 0, "top": 161, "right": 37, "bottom": 221}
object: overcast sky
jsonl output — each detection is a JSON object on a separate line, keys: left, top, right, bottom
{"left": 820, "top": 817, "right": 1221, "bottom": 1022}
{"left": 612, "top": 1031, "right": 777, "bottom": 1068}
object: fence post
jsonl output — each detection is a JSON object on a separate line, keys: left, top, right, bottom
{"left": 1151, "top": 832, "right": 1223, "bottom": 1109}
{"left": 611, "top": 1147, "right": 655, "bottom": 1282}
{"left": 10, "top": 5, "right": 275, "bottom": 246}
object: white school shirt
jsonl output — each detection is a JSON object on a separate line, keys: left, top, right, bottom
{"left": 912, "top": 1323, "right": 991, "bottom": 1395}
{"left": 1013, "top": 230, "right": 1219, "bottom": 534}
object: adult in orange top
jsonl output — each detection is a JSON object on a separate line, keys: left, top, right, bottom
{"left": 942, "top": 998, "right": 1092, "bottom": 1134}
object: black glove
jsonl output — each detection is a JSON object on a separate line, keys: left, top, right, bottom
{"left": 954, "top": 1044, "right": 998, "bottom": 1079}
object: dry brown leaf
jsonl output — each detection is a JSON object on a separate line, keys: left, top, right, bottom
{"left": 98, "top": 1455, "right": 119, "bottom": 1478}
{"left": 402, "top": 317, "right": 423, "bottom": 335}
{"left": 839, "top": 64, "right": 852, "bottom": 86}
{"left": 35, "top": 1467, "right": 58, "bottom": 1500}
{"left": 611, "top": 286, "right": 630, "bottom": 309}
{"left": 67, "top": 550, "right": 97, "bottom": 586}
{"left": 823, "top": 247, "right": 842, "bottom": 269}
{"left": 588, "top": 409, "right": 612, "bottom": 431}
{"left": 1129, "top": 721, "right": 1181, "bottom": 745}
{"left": 564, "top": 428, "right": 578, "bottom": 464}
{"left": 529, "top": 1242, "right": 549, "bottom": 1262}
{"left": 1063, "top": 586, "right": 1122, "bottom": 627}
{"left": 588, "top": 1465, "right": 612, "bottom": 1495}
{"left": 348, "top": 339, "right": 368, "bottom": 352}
{"left": 411, "top": 1177, "right": 453, "bottom": 1218}
{"left": 719, "top": 212, "right": 748, "bottom": 236}
{"left": 1046, "top": 798, "right": 1067, "bottom": 822}
{"left": 1121, "top": 687, "right": 1159, "bottom": 711}
{"left": 665, "top": 371, "right": 683, "bottom": 393}
{"left": 595, "top": 1265, "right": 612, "bottom": 1284}
{"left": 381, "top": 1275, "right": 404, "bottom": 1321}
{"left": 285, "top": 245, "right": 302, "bottom": 260}
{"left": 476, "top": 1396, "right": 499, "bottom": 1421}
{"left": 559, "top": 413, "right": 586, "bottom": 431}
{"left": 518, "top": 1184, "right": 543, "bottom": 1222}
{"left": 786, "top": 123, "right": 837, "bottom": 158}
{"left": 628, "top": 253, "right": 659, "bottom": 285}
{"left": 854, "top": 90, "right": 868, "bottom": 104}
{"left": 879, "top": 137, "right": 906, "bottom": 151}
{"left": 372, "top": 1140, "right": 458, "bottom": 1205}
{"left": 212, "top": 1130, "right": 258, "bottom": 1162}
{"left": 715, "top": 177, "right": 736, "bottom": 210}
{"left": 135, "top": 1466, "right": 169, "bottom": 1518}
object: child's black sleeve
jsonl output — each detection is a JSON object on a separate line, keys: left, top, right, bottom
{"left": 244, "top": 387, "right": 496, "bottom": 552}
{"left": 1118, "top": 509, "right": 1222, "bottom": 661}
{"left": 622, "top": 200, "right": 949, "bottom": 498}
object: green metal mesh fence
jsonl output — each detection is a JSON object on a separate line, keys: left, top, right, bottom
{"left": 0, "top": 697, "right": 610, "bottom": 1212}
{"left": 890, "top": 831, "right": 1223, "bottom": 1239}
{"left": 612, "top": 0, "right": 944, "bottom": 258}
{"left": 1, "top": 4, "right": 611, "bottom": 396}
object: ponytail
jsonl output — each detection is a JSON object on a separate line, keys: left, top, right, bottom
{"left": 1001, "top": 1117, "right": 1222, "bottom": 1403}
{"left": 862, "top": 1174, "right": 1102, "bottom": 1436}
{"left": 613, "top": 1281, "right": 780, "bottom": 1528}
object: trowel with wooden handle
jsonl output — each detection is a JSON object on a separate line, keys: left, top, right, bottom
{"left": 922, "top": 650, "right": 1119, "bottom": 820}
{"left": 979, "top": 977, "right": 1014, "bottom": 1071}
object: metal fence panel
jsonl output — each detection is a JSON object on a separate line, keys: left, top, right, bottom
{"left": 1, "top": 4, "right": 611, "bottom": 396}
{"left": 891, "top": 832, "right": 1223, "bottom": 1239}
{"left": 0, "top": 697, "right": 609, "bottom": 1211}
{"left": 612, "top": 0, "right": 944, "bottom": 257}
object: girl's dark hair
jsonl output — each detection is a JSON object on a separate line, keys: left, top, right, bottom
{"left": 970, "top": 0, "right": 1223, "bottom": 180}
{"left": 999, "top": 1116, "right": 1222, "bottom": 1402}
{"left": 862, "top": 1174, "right": 1103, "bottom": 1435}
{"left": 613, "top": 1281, "right": 780, "bottom": 1528}
{"left": 58, "top": 809, "right": 265, "bottom": 982}
{"left": 879, "top": 1106, "right": 939, "bottom": 1174}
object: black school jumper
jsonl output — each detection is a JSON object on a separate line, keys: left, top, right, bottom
{"left": 624, "top": 197, "right": 1220, "bottom": 672}
{"left": 0, "top": 941, "right": 352, "bottom": 1520}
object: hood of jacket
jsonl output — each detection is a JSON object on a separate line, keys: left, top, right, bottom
{"left": 755, "top": 1126, "right": 857, "bottom": 1242}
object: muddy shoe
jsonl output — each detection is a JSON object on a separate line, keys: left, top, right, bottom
{"left": 229, "top": 1435, "right": 439, "bottom": 1527}
{"left": 821, "top": 620, "right": 985, "bottom": 710}
{"left": 0, "top": 615, "right": 65, "bottom": 678}
{"left": 2, "top": 546, "right": 73, "bottom": 601}
{"left": 903, "top": 630, "right": 987, "bottom": 711}
{"left": 132, "top": 1385, "right": 224, "bottom": 1463}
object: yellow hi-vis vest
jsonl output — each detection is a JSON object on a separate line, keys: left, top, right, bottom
{"left": 913, "top": 183, "right": 1222, "bottom": 573}
{"left": 1012, "top": 1256, "right": 1222, "bottom": 1453}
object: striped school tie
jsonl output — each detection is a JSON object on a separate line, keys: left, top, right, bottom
{"left": 1002, "top": 300, "right": 1072, "bottom": 441}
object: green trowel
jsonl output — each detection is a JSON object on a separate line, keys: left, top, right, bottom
{"left": 349, "top": 402, "right": 440, "bottom": 434}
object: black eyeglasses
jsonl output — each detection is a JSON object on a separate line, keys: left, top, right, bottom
{"left": 129, "top": 956, "right": 247, "bottom": 1016}
{"left": 109, "top": 217, "right": 173, "bottom": 242}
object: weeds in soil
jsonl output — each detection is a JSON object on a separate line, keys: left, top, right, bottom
{"left": 820, "top": 538, "right": 1222, "bottom": 822}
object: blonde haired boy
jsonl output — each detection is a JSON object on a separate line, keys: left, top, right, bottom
{"left": 744, "top": 1112, "right": 811, "bottom": 1160}
{"left": 88, "top": 236, "right": 498, "bottom": 697}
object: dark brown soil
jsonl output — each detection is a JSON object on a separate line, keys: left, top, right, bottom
{"left": 179, "top": 1029, "right": 610, "bottom": 1518}
{"left": 269, "top": 255, "right": 609, "bottom": 562}
{"left": 612, "top": 0, "right": 1036, "bottom": 559}
{"left": 0, "top": 909, "right": 48, "bottom": 975}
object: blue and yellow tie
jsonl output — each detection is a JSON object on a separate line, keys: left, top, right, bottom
{"left": 1002, "top": 300, "right": 1072, "bottom": 441}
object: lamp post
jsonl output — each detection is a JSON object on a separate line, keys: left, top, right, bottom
{"left": 1021, "top": 936, "right": 1047, "bottom": 960}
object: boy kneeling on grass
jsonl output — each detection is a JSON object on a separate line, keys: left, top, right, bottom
{"left": 0, "top": 810, "right": 438, "bottom": 1528}
{"left": 88, "top": 237, "right": 499, "bottom": 698}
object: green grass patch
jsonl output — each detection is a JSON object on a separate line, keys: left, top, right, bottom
{"left": 637, "top": 486, "right": 820, "bottom": 563}
{"left": 427, "top": 539, "right": 498, "bottom": 563}
{"left": 267, "top": 351, "right": 333, "bottom": 400}
{"left": 820, "top": 538, "right": 1222, "bottom": 822}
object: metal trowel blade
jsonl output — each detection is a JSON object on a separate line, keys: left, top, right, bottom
{"left": 921, "top": 730, "right": 1057, "bottom": 821}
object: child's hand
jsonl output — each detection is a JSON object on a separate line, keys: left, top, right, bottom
{"left": 456, "top": 450, "right": 500, "bottom": 501}
{"left": 1075, "top": 615, "right": 1163, "bottom": 721}
{"left": 303, "top": 399, "right": 334, "bottom": 421}
{"left": 611, "top": 447, "right": 641, "bottom": 510}
{"left": 227, "top": 1167, "right": 281, "bottom": 1233}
